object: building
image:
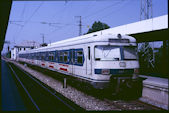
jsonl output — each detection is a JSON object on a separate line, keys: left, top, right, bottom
{"left": 11, "top": 40, "right": 40, "bottom": 60}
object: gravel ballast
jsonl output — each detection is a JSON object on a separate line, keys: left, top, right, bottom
{"left": 6, "top": 59, "right": 120, "bottom": 111}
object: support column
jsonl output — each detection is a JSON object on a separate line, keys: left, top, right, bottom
{"left": 162, "top": 40, "right": 168, "bottom": 75}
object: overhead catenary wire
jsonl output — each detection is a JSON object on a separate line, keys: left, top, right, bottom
{"left": 100, "top": 0, "right": 132, "bottom": 20}
{"left": 82, "top": 0, "right": 125, "bottom": 30}
{"left": 20, "top": 2, "right": 26, "bottom": 20}
{"left": 50, "top": 2, "right": 68, "bottom": 23}
{"left": 82, "top": 0, "right": 132, "bottom": 32}
{"left": 24, "top": 2, "right": 44, "bottom": 25}
{"left": 14, "top": 2, "right": 44, "bottom": 43}
{"left": 83, "top": 0, "right": 124, "bottom": 19}
{"left": 9, "top": 0, "right": 137, "bottom": 47}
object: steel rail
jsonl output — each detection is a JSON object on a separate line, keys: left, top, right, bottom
{"left": 8, "top": 64, "right": 40, "bottom": 111}
{"left": 14, "top": 63, "right": 76, "bottom": 111}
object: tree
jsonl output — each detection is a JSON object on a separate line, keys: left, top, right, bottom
{"left": 86, "top": 21, "right": 110, "bottom": 34}
{"left": 40, "top": 43, "right": 48, "bottom": 47}
{"left": 138, "top": 42, "right": 154, "bottom": 74}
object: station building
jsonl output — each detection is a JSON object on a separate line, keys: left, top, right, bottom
{"left": 11, "top": 40, "right": 40, "bottom": 60}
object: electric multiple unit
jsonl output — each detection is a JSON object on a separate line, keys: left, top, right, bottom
{"left": 18, "top": 34, "right": 139, "bottom": 89}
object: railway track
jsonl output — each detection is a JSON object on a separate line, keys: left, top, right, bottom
{"left": 7, "top": 62, "right": 83, "bottom": 111}
{"left": 12, "top": 61, "right": 165, "bottom": 111}
{"left": 104, "top": 99, "right": 164, "bottom": 110}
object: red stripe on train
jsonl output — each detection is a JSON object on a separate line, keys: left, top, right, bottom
{"left": 49, "top": 65, "right": 54, "bottom": 68}
{"left": 60, "top": 68, "right": 67, "bottom": 71}
{"left": 41, "top": 63, "right": 45, "bottom": 66}
{"left": 59, "top": 64, "right": 68, "bottom": 67}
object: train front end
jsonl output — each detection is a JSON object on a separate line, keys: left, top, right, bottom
{"left": 92, "top": 34, "right": 140, "bottom": 94}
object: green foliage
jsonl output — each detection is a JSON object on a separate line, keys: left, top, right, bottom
{"left": 6, "top": 51, "right": 11, "bottom": 58}
{"left": 138, "top": 41, "right": 169, "bottom": 78}
{"left": 40, "top": 43, "right": 48, "bottom": 47}
{"left": 86, "top": 21, "right": 110, "bottom": 34}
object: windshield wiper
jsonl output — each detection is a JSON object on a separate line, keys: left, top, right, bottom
{"left": 95, "top": 58, "right": 100, "bottom": 61}
{"left": 114, "top": 58, "right": 119, "bottom": 61}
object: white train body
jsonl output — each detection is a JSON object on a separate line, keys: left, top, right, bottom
{"left": 18, "top": 34, "right": 139, "bottom": 89}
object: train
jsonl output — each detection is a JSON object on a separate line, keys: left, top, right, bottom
{"left": 18, "top": 33, "right": 140, "bottom": 95}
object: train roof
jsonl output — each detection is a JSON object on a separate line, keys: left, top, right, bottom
{"left": 19, "top": 33, "right": 136, "bottom": 54}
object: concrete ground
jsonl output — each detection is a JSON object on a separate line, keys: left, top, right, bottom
{"left": 1, "top": 59, "right": 26, "bottom": 111}
{"left": 139, "top": 75, "right": 168, "bottom": 110}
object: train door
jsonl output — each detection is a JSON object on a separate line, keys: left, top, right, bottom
{"left": 70, "top": 49, "right": 75, "bottom": 75}
{"left": 86, "top": 46, "right": 92, "bottom": 75}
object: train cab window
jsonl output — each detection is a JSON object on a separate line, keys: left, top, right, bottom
{"left": 77, "top": 51, "right": 83, "bottom": 64}
{"left": 95, "top": 45, "right": 121, "bottom": 61}
{"left": 88, "top": 47, "right": 90, "bottom": 60}
{"left": 123, "top": 46, "right": 137, "bottom": 60}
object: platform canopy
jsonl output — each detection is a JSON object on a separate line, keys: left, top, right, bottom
{"left": 100, "top": 15, "right": 168, "bottom": 43}
{"left": 131, "top": 28, "right": 168, "bottom": 43}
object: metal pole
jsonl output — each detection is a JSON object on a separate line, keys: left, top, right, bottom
{"left": 162, "top": 40, "right": 167, "bottom": 75}
{"left": 63, "top": 78, "right": 67, "bottom": 88}
{"left": 75, "top": 16, "right": 82, "bottom": 36}
{"left": 79, "top": 16, "right": 82, "bottom": 36}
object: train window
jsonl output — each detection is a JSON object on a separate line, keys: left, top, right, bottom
{"left": 77, "top": 51, "right": 83, "bottom": 64}
{"left": 29, "top": 54, "right": 30, "bottom": 59}
{"left": 31, "top": 54, "right": 33, "bottom": 59}
{"left": 64, "top": 51, "right": 68, "bottom": 63}
{"left": 123, "top": 46, "right": 137, "bottom": 60}
{"left": 49, "top": 56, "right": 51, "bottom": 61}
{"left": 33, "top": 53, "right": 35, "bottom": 59}
{"left": 48, "top": 52, "right": 54, "bottom": 61}
{"left": 36, "top": 53, "right": 39, "bottom": 60}
{"left": 77, "top": 56, "right": 82, "bottom": 64}
{"left": 95, "top": 45, "right": 121, "bottom": 61}
{"left": 51, "top": 56, "right": 54, "bottom": 61}
{"left": 41, "top": 52, "right": 45, "bottom": 60}
{"left": 88, "top": 47, "right": 90, "bottom": 60}
{"left": 70, "top": 50, "right": 75, "bottom": 64}
{"left": 64, "top": 56, "right": 68, "bottom": 62}
{"left": 55, "top": 51, "right": 58, "bottom": 62}
{"left": 77, "top": 51, "right": 82, "bottom": 55}
{"left": 59, "top": 51, "right": 63, "bottom": 62}
{"left": 41, "top": 56, "right": 44, "bottom": 60}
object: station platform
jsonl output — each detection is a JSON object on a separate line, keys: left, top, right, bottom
{"left": 139, "top": 75, "right": 168, "bottom": 110}
{"left": 1, "top": 59, "right": 26, "bottom": 111}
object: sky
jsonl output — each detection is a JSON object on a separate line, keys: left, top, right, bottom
{"left": 2, "top": 0, "right": 168, "bottom": 53}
